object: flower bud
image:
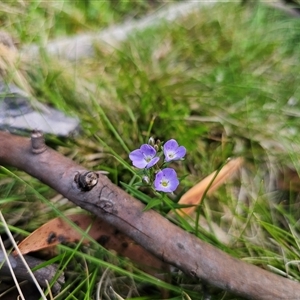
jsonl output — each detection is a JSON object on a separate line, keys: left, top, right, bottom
{"left": 142, "top": 176, "right": 150, "bottom": 184}
{"left": 148, "top": 137, "right": 155, "bottom": 146}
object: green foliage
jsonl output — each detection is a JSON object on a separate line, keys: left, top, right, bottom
{"left": 2, "top": 1, "right": 300, "bottom": 299}
{"left": 0, "top": 0, "right": 164, "bottom": 42}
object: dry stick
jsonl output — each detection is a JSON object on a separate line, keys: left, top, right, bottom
{"left": 0, "top": 131, "right": 300, "bottom": 300}
{"left": 0, "top": 236, "right": 25, "bottom": 300}
{"left": 0, "top": 211, "right": 48, "bottom": 300}
{"left": 0, "top": 210, "right": 64, "bottom": 296}
{"left": 0, "top": 250, "right": 64, "bottom": 295}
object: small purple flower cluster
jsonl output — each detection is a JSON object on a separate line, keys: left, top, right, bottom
{"left": 129, "top": 139, "right": 186, "bottom": 193}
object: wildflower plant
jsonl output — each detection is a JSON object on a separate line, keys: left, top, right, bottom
{"left": 129, "top": 138, "right": 186, "bottom": 210}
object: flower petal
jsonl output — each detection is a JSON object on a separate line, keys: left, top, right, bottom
{"left": 167, "top": 176, "right": 179, "bottom": 192}
{"left": 174, "top": 146, "right": 186, "bottom": 160}
{"left": 164, "top": 139, "right": 178, "bottom": 152}
{"left": 154, "top": 171, "right": 167, "bottom": 192}
{"left": 140, "top": 144, "right": 156, "bottom": 156}
{"left": 163, "top": 139, "right": 186, "bottom": 162}
{"left": 129, "top": 144, "right": 158, "bottom": 169}
{"left": 146, "top": 156, "right": 160, "bottom": 169}
{"left": 154, "top": 168, "right": 179, "bottom": 193}
{"left": 129, "top": 149, "right": 143, "bottom": 161}
{"left": 129, "top": 149, "right": 148, "bottom": 168}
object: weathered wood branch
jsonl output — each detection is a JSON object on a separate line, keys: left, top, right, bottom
{"left": 0, "top": 250, "right": 64, "bottom": 294}
{"left": 0, "top": 131, "right": 300, "bottom": 299}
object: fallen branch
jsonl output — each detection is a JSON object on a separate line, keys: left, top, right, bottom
{"left": 0, "top": 131, "right": 300, "bottom": 299}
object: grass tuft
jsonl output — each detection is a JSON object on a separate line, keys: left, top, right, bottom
{"left": 2, "top": 1, "right": 300, "bottom": 299}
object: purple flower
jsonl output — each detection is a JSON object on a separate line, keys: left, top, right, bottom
{"left": 163, "top": 139, "right": 186, "bottom": 162}
{"left": 154, "top": 168, "right": 179, "bottom": 193}
{"left": 129, "top": 144, "right": 160, "bottom": 169}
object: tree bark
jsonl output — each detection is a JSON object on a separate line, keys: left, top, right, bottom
{"left": 0, "top": 131, "right": 299, "bottom": 300}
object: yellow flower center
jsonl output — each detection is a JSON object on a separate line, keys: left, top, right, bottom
{"left": 161, "top": 180, "right": 169, "bottom": 187}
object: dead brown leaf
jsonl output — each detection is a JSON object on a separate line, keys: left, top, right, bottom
{"left": 14, "top": 214, "right": 169, "bottom": 275}
{"left": 174, "top": 157, "right": 243, "bottom": 217}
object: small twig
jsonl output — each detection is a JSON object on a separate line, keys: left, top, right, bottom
{"left": 0, "top": 211, "right": 47, "bottom": 299}
{"left": 0, "top": 235, "right": 25, "bottom": 300}
{"left": 0, "top": 249, "right": 64, "bottom": 295}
